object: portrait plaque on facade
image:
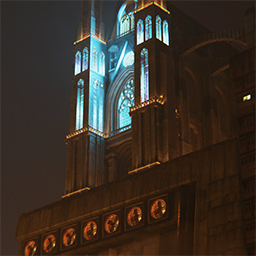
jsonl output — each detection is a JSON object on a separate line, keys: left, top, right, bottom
{"left": 60, "top": 225, "right": 78, "bottom": 251}
{"left": 42, "top": 233, "right": 57, "bottom": 254}
{"left": 148, "top": 194, "right": 169, "bottom": 223}
{"left": 125, "top": 202, "right": 144, "bottom": 231}
{"left": 81, "top": 217, "right": 99, "bottom": 244}
{"left": 103, "top": 210, "right": 121, "bottom": 237}
{"left": 24, "top": 240, "right": 37, "bottom": 256}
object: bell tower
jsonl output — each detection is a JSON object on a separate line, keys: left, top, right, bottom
{"left": 131, "top": 0, "right": 178, "bottom": 171}
{"left": 64, "top": 0, "right": 107, "bottom": 195}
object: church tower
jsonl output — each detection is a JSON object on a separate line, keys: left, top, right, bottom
{"left": 64, "top": 0, "right": 107, "bottom": 194}
{"left": 131, "top": 0, "right": 178, "bottom": 171}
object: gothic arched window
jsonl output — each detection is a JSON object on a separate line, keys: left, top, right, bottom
{"left": 156, "top": 15, "right": 162, "bottom": 41}
{"left": 76, "top": 79, "right": 84, "bottom": 130}
{"left": 74, "top": 51, "right": 81, "bottom": 75}
{"left": 163, "top": 20, "right": 169, "bottom": 45}
{"left": 92, "top": 48, "right": 98, "bottom": 72}
{"left": 140, "top": 48, "right": 149, "bottom": 102}
{"left": 99, "top": 52, "right": 105, "bottom": 76}
{"left": 121, "top": 14, "right": 130, "bottom": 35}
{"left": 145, "top": 15, "right": 152, "bottom": 41}
{"left": 118, "top": 79, "right": 135, "bottom": 128}
{"left": 137, "top": 19, "right": 144, "bottom": 45}
{"left": 91, "top": 79, "right": 104, "bottom": 132}
{"left": 82, "top": 47, "right": 88, "bottom": 71}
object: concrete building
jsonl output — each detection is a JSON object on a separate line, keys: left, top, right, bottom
{"left": 15, "top": 1, "right": 255, "bottom": 255}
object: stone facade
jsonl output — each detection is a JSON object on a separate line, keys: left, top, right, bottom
{"left": 15, "top": 1, "right": 255, "bottom": 255}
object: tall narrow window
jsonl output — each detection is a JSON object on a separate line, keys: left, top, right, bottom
{"left": 92, "top": 79, "right": 104, "bottom": 131}
{"left": 137, "top": 19, "right": 144, "bottom": 45}
{"left": 92, "top": 48, "right": 98, "bottom": 72}
{"left": 156, "top": 15, "right": 162, "bottom": 41}
{"left": 121, "top": 14, "right": 130, "bottom": 35}
{"left": 145, "top": 15, "right": 152, "bottom": 41}
{"left": 140, "top": 49, "right": 149, "bottom": 102}
{"left": 82, "top": 47, "right": 88, "bottom": 71}
{"left": 130, "top": 13, "right": 134, "bottom": 30}
{"left": 92, "top": 81, "right": 98, "bottom": 129}
{"left": 76, "top": 79, "right": 84, "bottom": 130}
{"left": 118, "top": 80, "right": 135, "bottom": 128}
{"left": 74, "top": 51, "right": 81, "bottom": 75}
{"left": 98, "top": 83, "right": 104, "bottom": 132}
{"left": 163, "top": 20, "right": 169, "bottom": 45}
{"left": 99, "top": 52, "right": 105, "bottom": 76}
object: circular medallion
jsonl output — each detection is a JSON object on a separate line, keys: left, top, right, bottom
{"left": 24, "top": 240, "right": 37, "bottom": 256}
{"left": 123, "top": 51, "right": 134, "bottom": 67}
{"left": 43, "top": 234, "right": 56, "bottom": 253}
{"left": 105, "top": 214, "right": 119, "bottom": 233}
{"left": 63, "top": 228, "right": 76, "bottom": 247}
{"left": 83, "top": 221, "right": 97, "bottom": 240}
{"left": 150, "top": 199, "right": 166, "bottom": 219}
{"left": 127, "top": 206, "right": 142, "bottom": 226}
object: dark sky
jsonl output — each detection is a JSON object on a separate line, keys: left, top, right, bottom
{"left": 2, "top": 1, "right": 254, "bottom": 255}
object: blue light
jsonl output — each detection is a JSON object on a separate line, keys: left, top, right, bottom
{"left": 123, "top": 51, "right": 134, "bottom": 67}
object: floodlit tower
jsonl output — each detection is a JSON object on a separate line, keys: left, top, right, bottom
{"left": 65, "top": 0, "right": 107, "bottom": 194}
{"left": 131, "top": 0, "right": 178, "bottom": 171}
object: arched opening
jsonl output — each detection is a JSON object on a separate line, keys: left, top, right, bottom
{"left": 82, "top": 47, "right": 88, "bottom": 71}
{"left": 156, "top": 15, "right": 162, "bottom": 41}
{"left": 163, "top": 20, "right": 169, "bottom": 45}
{"left": 141, "top": 48, "right": 149, "bottom": 102}
{"left": 105, "top": 67, "right": 134, "bottom": 133}
{"left": 74, "top": 51, "right": 81, "bottom": 75}
{"left": 145, "top": 15, "right": 152, "bottom": 41}
{"left": 76, "top": 79, "right": 84, "bottom": 130}
{"left": 137, "top": 19, "right": 144, "bottom": 45}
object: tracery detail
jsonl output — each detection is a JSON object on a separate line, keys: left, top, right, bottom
{"left": 118, "top": 79, "right": 135, "bottom": 128}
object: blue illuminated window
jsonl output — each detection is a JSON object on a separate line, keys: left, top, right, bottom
{"left": 140, "top": 48, "right": 149, "bottom": 102}
{"left": 118, "top": 80, "right": 135, "bottom": 128}
{"left": 92, "top": 79, "right": 104, "bottom": 132}
{"left": 137, "top": 19, "right": 144, "bottom": 45}
{"left": 74, "top": 51, "right": 81, "bottom": 75}
{"left": 130, "top": 13, "right": 134, "bottom": 30}
{"left": 92, "top": 48, "right": 98, "bottom": 72}
{"left": 156, "top": 15, "right": 162, "bottom": 41}
{"left": 92, "top": 81, "right": 98, "bottom": 129}
{"left": 99, "top": 52, "right": 105, "bottom": 76}
{"left": 82, "top": 47, "right": 88, "bottom": 71}
{"left": 145, "top": 15, "right": 152, "bottom": 41}
{"left": 121, "top": 14, "right": 130, "bottom": 35}
{"left": 76, "top": 79, "right": 84, "bottom": 130}
{"left": 163, "top": 20, "right": 169, "bottom": 45}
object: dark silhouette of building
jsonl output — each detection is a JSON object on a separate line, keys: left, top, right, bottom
{"left": 15, "top": 1, "right": 255, "bottom": 255}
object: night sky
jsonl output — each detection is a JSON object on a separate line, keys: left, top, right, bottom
{"left": 2, "top": 1, "right": 254, "bottom": 255}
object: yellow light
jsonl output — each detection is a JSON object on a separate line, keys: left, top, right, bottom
{"left": 73, "top": 34, "right": 106, "bottom": 45}
{"left": 243, "top": 94, "right": 251, "bottom": 101}
{"left": 135, "top": 1, "right": 170, "bottom": 14}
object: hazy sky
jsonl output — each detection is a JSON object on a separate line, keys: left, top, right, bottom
{"left": 2, "top": 1, "right": 254, "bottom": 255}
